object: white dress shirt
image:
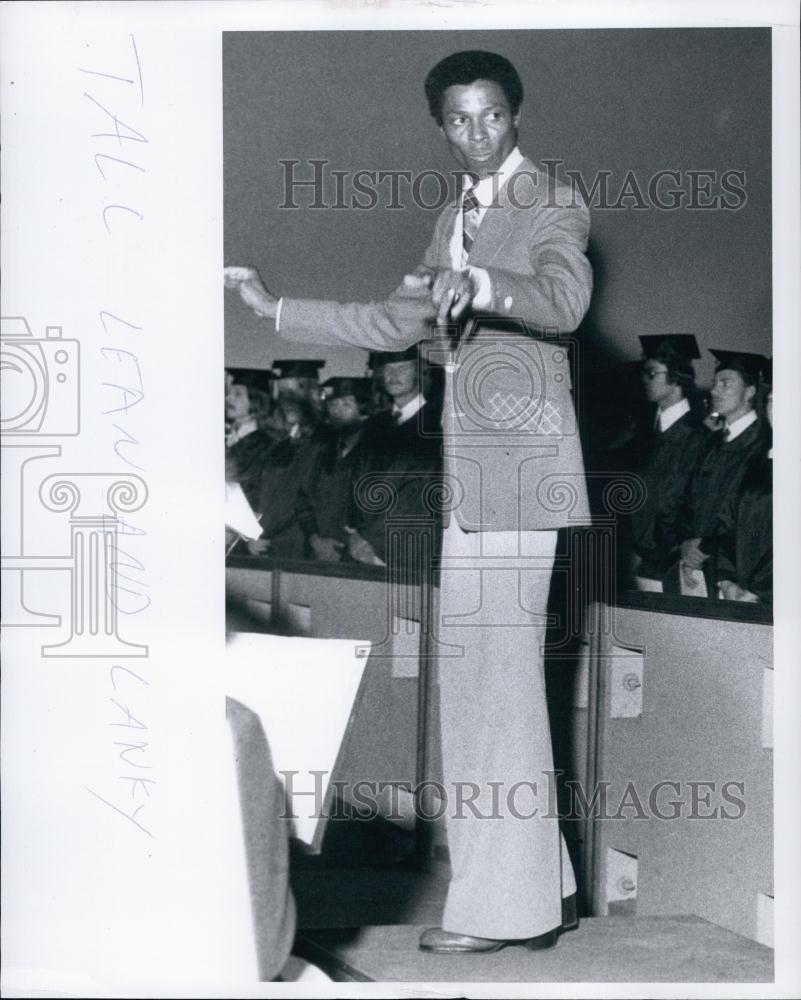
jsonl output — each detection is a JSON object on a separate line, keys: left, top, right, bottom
{"left": 724, "top": 409, "right": 758, "bottom": 442}
{"left": 448, "top": 146, "right": 526, "bottom": 309}
{"left": 227, "top": 417, "right": 258, "bottom": 446}
{"left": 391, "top": 392, "right": 426, "bottom": 425}
{"left": 657, "top": 397, "right": 690, "bottom": 433}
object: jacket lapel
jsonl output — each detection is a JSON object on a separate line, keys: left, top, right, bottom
{"left": 467, "top": 157, "right": 539, "bottom": 266}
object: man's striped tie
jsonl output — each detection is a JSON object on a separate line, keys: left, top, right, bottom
{"left": 461, "top": 188, "right": 481, "bottom": 262}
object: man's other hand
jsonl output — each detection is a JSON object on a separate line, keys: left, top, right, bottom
{"left": 680, "top": 562, "right": 702, "bottom": 590}
{"left": 719, "top": 579, "right": 759, "bottom": 603}
{"left": 431, "top": 268, "right": 477, "bottom": 325}
{"left": 245, "top": 537, "right": 271, "bottom": 556}
{"left": 345, "top": 527, "right": 386, "bottom": 566}
{"left": 679, "top": 538, "right": 708, "bottom": 570}
{"left": 224, "top": 265, "right": 279, "bottom": 320}
{"left": 309, "top": 534, "right": 344, "bottom": 562}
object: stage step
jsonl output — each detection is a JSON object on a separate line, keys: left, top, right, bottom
{"left": 296, "top": 915, "right": 773, "bottom": 983}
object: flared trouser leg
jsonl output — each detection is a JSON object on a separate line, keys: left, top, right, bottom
{"left": 437, "top": 522, "right": 576, "bottom": 940}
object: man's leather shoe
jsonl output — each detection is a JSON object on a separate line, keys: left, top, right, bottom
{"left": 418, "top": 927, "right": 530, "bottom": 953}
{"left": 420, "top": 894, "right": 580, "bottom": 954}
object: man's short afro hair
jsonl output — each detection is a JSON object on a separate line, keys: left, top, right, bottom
{"left": 424, "top": 50, "right": 523, "bottom": 126}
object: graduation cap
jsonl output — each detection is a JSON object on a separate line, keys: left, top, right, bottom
{"left": 709, "top": 349, "right": 769, "bottom": 385}
{"left": 225, "top": 367, "right": 276, "bottom": 394}
{"left": 271, "top": 359, "right": 325, "bottom": 380}
{"left": 639, "top": 334, "right": 701, "bottom": 361}
{"left": 368, "top": 345, "right": 420, "bottom": 368}
{"left": 322, "top": 376, "right": 373, "bottom": 405}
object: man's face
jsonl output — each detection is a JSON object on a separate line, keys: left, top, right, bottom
{"left": 225, "top": 381, "right": 251, "bottom": 422}
{"left": 379, "top": 360, "right": 418, "bottom": 401}
{"left": 279, "top": 399, "right": 304, "bottom": 429}
{"left": 440, "top": 79, "right": 519, "bottom": 180}
{"left": 327, "top": 394, "right": 363, "bottom": 430}
{"left": 277, "top": 376, "right": 313, "bottom": 401}
{"left": 640, "top": 361, "right": 675, "bottom": 406}
{"left": 279, "top": 376, "right": 323, "bottom": 416}
{"left": 710, "top": 369, "right": 755, "bottom": 419}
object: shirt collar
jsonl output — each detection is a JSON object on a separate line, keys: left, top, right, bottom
{"left": 338, "top": 426, "right": 363, "bottom": 456}
{"left": 392, "top": 393, "right": 426, "bottom": 425}
{"left": 462, "top": 147, "right": 525, "bottom": 208}
{"left": 228, "top": 417, "right": 258, "bottom": 444}
{"left": 724, "top": 409, "right": 758, "bottom": 441}
{"left": 657, "top": 397, "right": 690, "bottom": 433}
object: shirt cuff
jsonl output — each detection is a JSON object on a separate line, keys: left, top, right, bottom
{"left": 275, "top": 296, "right": 284, "bottom": 331}
{"left": 468, "top": 267, "right": 492, "bottom": 309}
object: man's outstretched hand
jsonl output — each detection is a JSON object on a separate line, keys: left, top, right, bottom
{"left": 224, "top": 266, "right": 279, "bottom": 321}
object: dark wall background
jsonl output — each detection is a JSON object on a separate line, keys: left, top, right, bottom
{"left": 224, "top": 28, "right": 771, "bottom": 387}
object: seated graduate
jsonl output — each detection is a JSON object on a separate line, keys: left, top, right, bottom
{"left": 346, "top": 345, "right": 443, "bottom": 570}
{"left": 295, "top": 376, "right": 374, "bottom": 563}
{"left": 272, "top": 357, "right": 326, "bottom": 423}
{"left": 672, "top": 348, "right": 770, "bottom": 597}
{"left": 225, "top": 368, "right": 280, "bottom": 508}
{"left": 716, "top": 377, "right": 773, "bottom": 606}
{"left": 625, "top": 334, "right": 711, "bottom": 590}
{"left": 248, "top": 370, "right": 323, "bottom": 560}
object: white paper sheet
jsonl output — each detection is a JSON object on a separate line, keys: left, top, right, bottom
{"left": 225, "top": 480, "right": 262, "bottom": 540}
{"left": 225, "top": 632, "right": 369, "bottom": 847}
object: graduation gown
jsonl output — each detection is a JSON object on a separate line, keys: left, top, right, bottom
{"left": 295, "top": 426, "right": 366, "bottom": 550}
{"left": 350, "top": 401, "right": 443, "bottom": 565}
{"left": 672, "top": 417, "right": 769, "bottom": 590}
{"left": 254, "top": 434, "right": 319, "bottom": 559}
{"left": 715, "top": 450, "right": 773, "bottom": 605}
{"left": 628, "top": 407, "right": 711, "bottom": 577}
{"left": 228, "top": 429, "right": 277, "bottom": 509}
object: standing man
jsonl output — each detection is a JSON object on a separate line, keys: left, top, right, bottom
{"left": 226, "top": 50, "right": 592, "bottom": 953}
